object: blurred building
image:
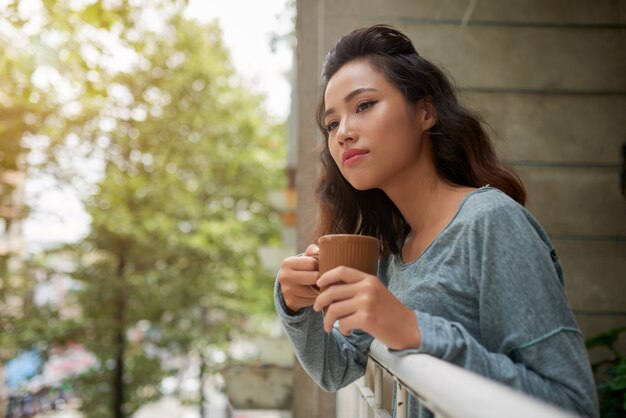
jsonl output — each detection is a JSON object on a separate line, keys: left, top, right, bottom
{"left": 0, "top": 17, "right": 32, "bottom": 414}
{"left": 291, "top": 1, "right": 626, "bottom": 417}
{"left": 0, "top": 161, "right": 28, "bottom": 414}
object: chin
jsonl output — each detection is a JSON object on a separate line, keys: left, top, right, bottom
{"left": 342, "top": 172, "right": 377, "bottom": 191}
{"left": 347, "top": 179, "right": 377, "bottom": 191}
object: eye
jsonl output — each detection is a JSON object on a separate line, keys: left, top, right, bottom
{"left": 325, "top": 120, "right": 339, "bottom": 133}
{"left": 356, "top": 100, "right": 376, "bottom": 112}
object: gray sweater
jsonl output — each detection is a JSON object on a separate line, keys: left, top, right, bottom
{"left": 275, "top": 187, "right": 599, "bottom": 418}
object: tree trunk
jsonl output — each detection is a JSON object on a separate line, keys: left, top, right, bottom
{"left": 199, "top": 306, "right": 208, "bottom": 418}
{"left": 113, "top": 253, "right": 127, "bottom": 418}
{"left": 199, "top": 350, "right": 207, "bottom": 418}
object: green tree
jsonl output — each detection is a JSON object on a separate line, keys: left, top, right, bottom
{"left": 1, "top": 1, "right": 286, "bottom": 417}
{"left": 72, "top": 16, "right": 285, "bottom": 414}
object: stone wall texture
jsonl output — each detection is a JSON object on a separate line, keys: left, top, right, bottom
{"left": 294, "top": 1, "right": 626, "bottom": 416}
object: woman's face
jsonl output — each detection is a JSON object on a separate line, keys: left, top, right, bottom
{"left": 323, "top": 59, "right": 431, "bottom": 192}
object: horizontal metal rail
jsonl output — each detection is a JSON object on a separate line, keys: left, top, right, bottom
{"left": 347, "top": 339, "right": 580, "bottom": 418}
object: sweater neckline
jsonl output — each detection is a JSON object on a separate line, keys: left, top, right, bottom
{"left": 394, "top": 186, "right": 494, "bottom": 269}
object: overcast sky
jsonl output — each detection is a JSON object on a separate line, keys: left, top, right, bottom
{"left": 184, "top": 0, "right": 293, "bottom": 120}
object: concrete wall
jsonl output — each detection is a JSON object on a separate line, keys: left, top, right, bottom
{"left": 294, "top": 1, "right": 626, "bottom": 416}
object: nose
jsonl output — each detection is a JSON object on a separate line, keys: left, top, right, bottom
{"left": 336, "top": 117, "right": 357, "bottom": 145}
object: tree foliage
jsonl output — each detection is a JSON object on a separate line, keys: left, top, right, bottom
{"left": 1, "top": 1, "right": 286, "bottom": 416}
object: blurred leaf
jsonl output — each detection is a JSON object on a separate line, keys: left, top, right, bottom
{"left": 610, "top": 359, "right": 626, "bottom": 391}
{"left": 585, "top": 327, "right": 626, "bottom": 350}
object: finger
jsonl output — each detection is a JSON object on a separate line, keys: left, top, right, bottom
{"left": 313, "top": 282, "right": 356, "bottom": 312}
{"left": 322, "top": 299, "right": 360, "bottom": 333}
{"left": 329, "top": 307, "right": 369, "bottom": 336}
{"left": 316, "top": 266, "right": 371, "bottom": 288}
{"left": 286, "top": 255, "right": 318, "bottom": 272}
{"left": 336, "top": 315, "right": 364, "bottom": 336}
{"left": 279, "top": 269, "right": 319, "bottom": 287}
{"left": 304, "top": 244, "right": 319, "bottom": 258}
{"left": 289, "top": 283, "right": 323, "bottom": 299}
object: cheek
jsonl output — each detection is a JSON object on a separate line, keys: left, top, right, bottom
{"left": 328, "top": 141, "right": 342, "bottom": 165}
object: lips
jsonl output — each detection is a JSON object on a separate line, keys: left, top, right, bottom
{"left": 342, "top": 148, "right": 369, "bottom": 165}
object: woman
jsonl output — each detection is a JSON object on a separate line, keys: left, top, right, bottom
{"left": 274, "top": 25, "right": 598, "bottom": 418}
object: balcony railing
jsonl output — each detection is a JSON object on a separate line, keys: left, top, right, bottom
{"left": 337, "top": 339, "right": 580, "bottom": 418}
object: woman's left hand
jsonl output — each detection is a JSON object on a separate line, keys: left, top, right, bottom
{"left": 313, "top": 266, "right": 422, "bottom": 350}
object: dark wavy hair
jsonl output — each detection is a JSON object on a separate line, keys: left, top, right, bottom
{"left": 314, "top": 25, "right": 526, "bottom": 255}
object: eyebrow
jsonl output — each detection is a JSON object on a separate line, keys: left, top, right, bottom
{"left": 323, "top": 87, "right": 380, "bottom": 119}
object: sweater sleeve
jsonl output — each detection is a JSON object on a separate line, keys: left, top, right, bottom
{"left": 274, "top": 279, "right": 373, "bottom": 391}
{"left": 396, "top": 204, "right": 599, "bottom": 418}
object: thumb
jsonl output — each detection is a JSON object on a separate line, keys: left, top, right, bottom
{"left": 304, "top": 244, "right": 319, "bottom": 257}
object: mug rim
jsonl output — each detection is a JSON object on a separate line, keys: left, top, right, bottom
{"left": 318, "top": 234, "right": 379, "bottom": 244}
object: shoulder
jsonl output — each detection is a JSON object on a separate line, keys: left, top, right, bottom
{"left": 458, "top": 187, "right": 524, "bottom": 219}
{"left": 380, "top": 188, "right": 564, "bottom": 291}
{"left": 454, "top": 187, "right": 552, "bottom": 249}
{"left": 456, "top": 187, "right": 536, "bottom": 231}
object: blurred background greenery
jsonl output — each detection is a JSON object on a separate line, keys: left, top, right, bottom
{"left": 0, "top": 0, "right": 293, "bottom": 417}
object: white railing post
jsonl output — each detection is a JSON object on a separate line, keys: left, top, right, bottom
{"left": 374, "top": 364, "right": 383, "bottom": 408}
{"left": 359, "top": 381, "right": 367, "bottom": 418}
{"left": 396, "top": 381, "right": 407, "bottom": 418}
{"left": 354, "top": 377, "right": 362, "bottom": 417}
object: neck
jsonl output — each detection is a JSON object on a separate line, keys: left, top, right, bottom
{"left": 381, "top": 139, "right": 458, "bottom": 236}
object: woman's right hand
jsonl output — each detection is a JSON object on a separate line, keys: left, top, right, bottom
{"left": 277, "top": 244, "right": 320, "bottom": 314}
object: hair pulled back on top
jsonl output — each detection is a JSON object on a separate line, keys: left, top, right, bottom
{"left": 314, "top": 25, "right": 526, "bottom": 255}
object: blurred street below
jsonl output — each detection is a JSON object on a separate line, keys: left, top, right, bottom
{"left": 31, "top": 396, "right": 290, "bottom": 418}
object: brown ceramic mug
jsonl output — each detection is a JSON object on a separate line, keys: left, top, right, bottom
{"left": 314, "top": 234, "right": 380, "bottom": 294}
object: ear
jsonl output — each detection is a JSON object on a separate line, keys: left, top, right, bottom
{"left": 417, "top": 96, "right": 437, "bottom": 131}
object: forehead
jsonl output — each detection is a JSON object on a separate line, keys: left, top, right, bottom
{"left": 324, "top": 59, "right": 389, "bottom": 104}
